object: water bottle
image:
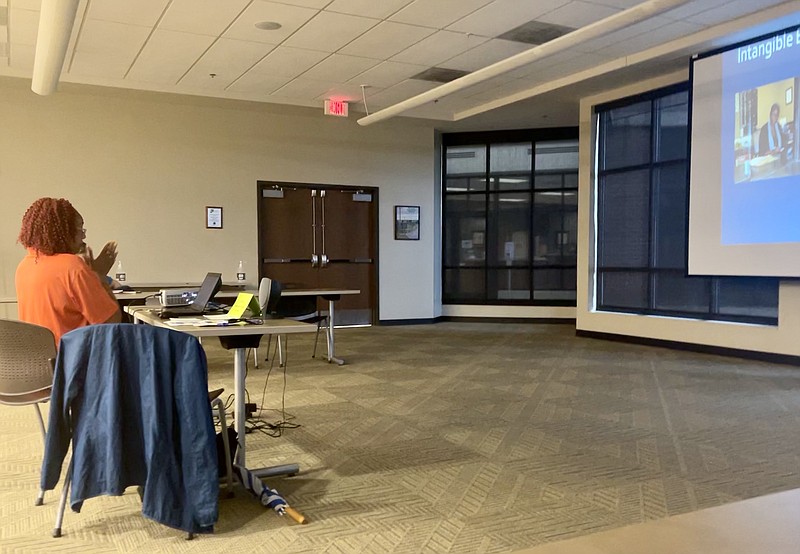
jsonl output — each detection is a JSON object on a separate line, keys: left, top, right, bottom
{"left": 115, "top": 260, "right": 126, "bottom": 282}
{"left": 236, "top": 260, "right": 245, "bottom": 282}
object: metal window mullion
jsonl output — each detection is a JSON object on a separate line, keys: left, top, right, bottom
{"left": 647, "top": 98, "right": 657, "bottom": 311}
{"left": 484, "top": 144, "right": 490, "bottom": 302}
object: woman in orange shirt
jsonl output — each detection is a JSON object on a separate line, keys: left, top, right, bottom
{"left": 15, "top": 197, "right": 121, "bottom": 345}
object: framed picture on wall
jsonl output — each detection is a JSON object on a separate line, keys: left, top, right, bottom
{"left": 394, "top": 205, "right": 420, "bottom": 240}
{"left": 206, "top": 206, "right": 223, "bottom": 229}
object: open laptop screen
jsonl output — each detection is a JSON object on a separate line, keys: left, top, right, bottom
{"left": 191, "top": 272, "right": 222, "bottom": 310}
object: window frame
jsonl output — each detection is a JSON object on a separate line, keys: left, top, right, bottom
{"left": 442, "top": 128, "right": 579, "bottom": 306}
{"left": 594, "top": 83, "right": 779, "bottom": 326}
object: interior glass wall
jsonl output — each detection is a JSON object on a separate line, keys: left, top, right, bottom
{"left": 443, "top": 128, "right": 578, "bottom": 306}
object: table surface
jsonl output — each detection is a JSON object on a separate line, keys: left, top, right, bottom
{"left": 126, "top": 306, "right": 319, "bottom": 337}
{"left": 115, "top": 288, "right": 360, "bottom": 302}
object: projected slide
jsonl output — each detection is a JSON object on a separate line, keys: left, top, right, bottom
{"left": 689, "top": 23, "right": 800, "bottom": 277}
{"left": 722, "top": 30, "right": 800, "bottom": 245}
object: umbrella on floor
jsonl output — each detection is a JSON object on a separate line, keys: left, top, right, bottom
{"left": 233, "top": 465, "right": 307, "bottom": 524}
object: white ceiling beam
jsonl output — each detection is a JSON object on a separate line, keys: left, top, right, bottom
{"left": 357, "top": 0, "right": 692, "bottom": 126}
{"left": 31, "top": 0, "right": 80, "bottom": 95}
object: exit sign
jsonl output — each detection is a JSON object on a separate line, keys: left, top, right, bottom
{"left": 324, "top": 99, "right": 349, "bottom": 117}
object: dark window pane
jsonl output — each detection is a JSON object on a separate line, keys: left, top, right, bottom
{"left": 563, "top": 172, "right": 578, "bottom": 189}
{"left": 444, "top": 269, "right": 485, "bottom": 301}
{"left": 602, "top": 100, "right": 651, "bottom": 170}
{"left": 653, "top": 162, "right": 688, "bottom": 269}
{"left": 534, "top": 191, "right": 564, "bottom": 265}
{"left": 446, "top": 145, "right": 486, "bottom": 175}
{"left": 599, "top": 271, "right": 648, "bottom": 309}
{"left": 445, "top": 194, "right": 486, "bottom": 267}
{"left": 490, "top": 175, "right": 531, "bottom": 190}
{"left": 716, "top": 278, "right": 779, "bottom": 319}
{"left": 446, "top": 176, "right": 487, "bottom": 192}
{"left": 653, "top": 273, "right": 709, "bottom": 313}
{"left": 491, "top": 143, "right": 531, "bottom": 173}
{"left": 598, "top": 170, "right": 650, "bottom": 268}
{"left": 489, "top": 268, "right": 531, "bottom": 300}
{"left": 488, "top": 192, "right": 531, "bottom": 266}
{"left": 656, "top": 91, "right": 688, "bottom": 162}
{"left": 535, "top": 140, "right": 578, "bottom": 171}
{"left": 534, "top": 173, "right": 563, "bottom": 189}
{"left": 534, "top": 268, "right": 576, "bottom": 301}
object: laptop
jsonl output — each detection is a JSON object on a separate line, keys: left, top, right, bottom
{"left": 157, "top": 272, "right": 224, "bottom": 318}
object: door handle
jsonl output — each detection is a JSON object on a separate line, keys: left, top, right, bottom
{"left": 311, "top": 189, "right": 318, "bottom": 266}
{"left": 319, "top": 190, "right": 328, "bottom": 267}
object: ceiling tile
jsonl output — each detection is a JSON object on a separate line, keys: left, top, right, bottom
{"left": 389, "top": 0, "right": 493, "bottom": 29}
{"left": 538, "top": 1, "right": 622, "bottom": 28}
{"left": 223, "top": 1, "right": 318, "bottom": 44}
{"left": 8, "top": 43, "right": 34, "bottom": 71}
{"left": 271, "top": 78, "right": 335, "bottom": 100}
{"left": 659, "top": 0, "right": 729, "bottom": 21}
{"left": 126, "top": 29, "right": 215, "bottom": 84}
{"left": 226, "top": 71, "right": 292, "bottom": 94}
{"left": 232, "top": 45, "right": 328, "bottom": 85}
{"left": 11, "top": 1, "right": 41, "bottom": 10}
{"left": 325, "top": 0, "right": 414, "bottom": 20}
{"left": 159, "top": 0, "right": 250, "bottom": 36}
{"left": 687, "top": 0, "right": 786, "bottom": 26}
{"left": 439, "top": 38, "right": 532, "bottom": 72}
{"left": 319, "top": 82, "right": 372, "bottom": 101}
{"left": 339, "top": 21, "right": 435, "bottom": 60}
{"left": 283, "top": 11, "right": 378, "bottom": 52}
{"left": 9, "top": 7, "right": 38, "bottom": 46}
{"left": 447, "top": 0, "right": 570, "bottom": 37}
{"left": 69, "top": 20, "right": 151, "bottom": 79}
{"left": 178, "top": 38, "right": 274, "bottom": 90}
{"left": 87, "top": 0, "right": 169, "bottom": 27}
{"left": 391, "top": 30, "right": 487, "bottom": 66}
{"left": 268, "top": 0, "right": 331, "bottom": 8}
{"left": 301, "top": 53, "right": 379, "bottom": 82}
{"left": 347, "top": 60, "right": 428, "bottom": 89}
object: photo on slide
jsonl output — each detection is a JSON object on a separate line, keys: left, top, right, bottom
{"left": 733, "top": 78, "right": 799, "bottom": 184}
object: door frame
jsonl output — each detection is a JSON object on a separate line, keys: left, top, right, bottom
{"left": 256, "top": 180, "right": 380, "bottom": 324}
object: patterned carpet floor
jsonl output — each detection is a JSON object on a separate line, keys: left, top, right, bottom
{"left": 2, "top": 323, "right": 800, "bottom": 553}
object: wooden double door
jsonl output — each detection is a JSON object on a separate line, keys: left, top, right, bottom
{"left": 257, "top": 181, "right": 377, "bottom": 325}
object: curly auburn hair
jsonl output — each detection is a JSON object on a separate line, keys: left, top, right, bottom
{"left": 18, "top": 197, "right": 81, "bottom": 255}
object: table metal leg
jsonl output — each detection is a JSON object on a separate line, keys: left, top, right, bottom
{"left": 233, "top": 348, "right": 247, "bottom": 467}
{"left": 326, "top": 298, "right": 344, "bottom": 365}
{"left": 233, "top": 347, "right": 299, "bottom": 477}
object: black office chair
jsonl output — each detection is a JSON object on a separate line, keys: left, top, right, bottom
{"left": 257, "top": 278, "right": 327, "bottom": 365}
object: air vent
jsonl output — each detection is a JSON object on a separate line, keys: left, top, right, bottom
{"left": 499, "top": 20, "right": 574, "bottom": 46}
{"left": 411, "top": 67, "right": 469, "bottom": 83}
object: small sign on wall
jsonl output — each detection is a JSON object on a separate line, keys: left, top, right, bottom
{"left": 206, "top": 206, "right": 223, "bottom": 229}
{"left": 395, "top": 205, "right": 420, "bottom": 240}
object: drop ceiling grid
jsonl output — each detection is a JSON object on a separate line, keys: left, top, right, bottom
{"left": 388, "top": 0, "right": 495, "bottom": 29}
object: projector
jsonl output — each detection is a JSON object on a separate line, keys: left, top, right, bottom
{"left": 159, "top": 288, "right": 198, "bottom": 306}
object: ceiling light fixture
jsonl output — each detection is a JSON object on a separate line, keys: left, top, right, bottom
{"left": 254, "top": 21, "right": 282, "bottom": 31}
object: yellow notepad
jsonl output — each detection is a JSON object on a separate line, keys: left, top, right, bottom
{"left": 225, "top": 292, "right": 261, "bottom": 319}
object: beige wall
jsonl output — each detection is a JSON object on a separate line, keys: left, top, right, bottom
{"left": 0, "top": 77, "right": 438, "bottom": 321}
{"left": 577, "top": 70, "right": 800, "bottom": 357}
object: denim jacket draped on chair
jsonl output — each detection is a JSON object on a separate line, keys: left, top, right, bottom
{"left": 41, "top": 323, "right": 219, "bottom": 534}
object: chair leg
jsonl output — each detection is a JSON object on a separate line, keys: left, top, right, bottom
{"left": 53, "top": 458, "right": 73, "bottom": 538}
{"left": 312, "top": 320, "right": 322, "bottom": 358}
{"left": 253, "top": 347, "right": 259, "bottom": 369}
{"left": 33, "top": 403, "right": 46, "bottom": 506}
{"left": 265, "top": 335, "right": 272, "bottom": 361}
